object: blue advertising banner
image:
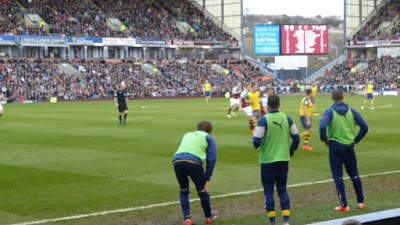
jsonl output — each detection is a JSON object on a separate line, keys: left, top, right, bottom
{"left": 0, "top": 35, "right": 16, "bottom": 45}
{"left": 20, "top": 35, "right": 67, "bottom": 46}
{"left": 67, "top": 37, "right": 103, "bottom": 45}
{"left": 136, "top": 39, "right": 166, "bottom": 45}
{"left": 254, "top": 25, "right": 281, "bottom": 55}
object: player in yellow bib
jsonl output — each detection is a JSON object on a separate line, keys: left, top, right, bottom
{"left": 247, "top": 85, "right": 261, "bottom": 134}
{"left": 300, "top": 89, "right": 313, "bottom": 150}
{"left": 362, "top": 81, "right": 375, "bottom": 110}
{"left": 203, "top": 80, "right": 212, "bottom": 104}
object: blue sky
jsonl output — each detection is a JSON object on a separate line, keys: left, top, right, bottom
{"left": 244, "top": 0, "right": 343, "bottom": 17}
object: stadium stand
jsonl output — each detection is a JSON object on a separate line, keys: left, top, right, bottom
{"left": 157, "top": 0, "right": 233, "bottom": 41}
{"left": 1, "top": 0, "right": 234, "bottom": 40}
{"left": 0, "top": 59, "right": 269, "bottom": 101}
{"left": 0, "top": 0, "right": 30, "bottom": 35}
{"left": 353, "top": 0, "right": 400, "bottom": 41}
{"left": 316, "top": 56, "right": 400, "bottom": 90}
{"left": 91, "top": 0, "right": 182, "bottom": 39}
{"left": 19, "top": 0, "right": 110, "bottom": 37}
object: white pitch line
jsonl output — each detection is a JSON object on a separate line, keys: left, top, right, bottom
{"left": 11, "top": 170, "right": 400, "bottom": 225}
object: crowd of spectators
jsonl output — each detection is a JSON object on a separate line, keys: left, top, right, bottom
{"left": 19, "top": 0, "right": 111, "bottom": 37}
{"left": 158, "top": 0, "right": 232, "bottom": 42}
{"left": 91, "top": 0, "right": 182, "bottom": 39}
{"left": 0, "top": 58, "right": 268, "bottom": 101}
{"left": 316, "top": 56, "right": 400, "bottom": 90}
{"left": 0, "top": 0, "right": 234, "bottom": 41}
{"left": 354, "top": 0, "right": 400, "bottom": 42}
{"left": 0, "top": 0, "right": 32, "bottom": 36}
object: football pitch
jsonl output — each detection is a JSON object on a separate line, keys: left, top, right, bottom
{"left": 0, "top": 95, "right": 399, "bottom": 225}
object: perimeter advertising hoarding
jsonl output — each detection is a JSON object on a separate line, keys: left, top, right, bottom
{"left": 254, "top": 25, "right": 281, "bottom": 55}
{"left": 281, "top": 25, "right": 328, "bottom": 55}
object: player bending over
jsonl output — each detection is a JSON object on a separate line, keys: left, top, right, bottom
{"left": 114, "top": 82, "right": 129, "bottom": 125}
{"left": 362, "top": 81, "right": 375, "bottom": 110}
{"left": 240, "top": 84, "right": 254, "bottom": 132}
{"left": 203, "top": 80, "right": 212, "bottom": 104}
{"left": 300, "top": 89, "right": 313, "bottom": 150}
{"left": 227, "top": 82, "right": 242, "bottom": 118}
{"left": 173, "top": 121, "right": 218, "bottom": 225}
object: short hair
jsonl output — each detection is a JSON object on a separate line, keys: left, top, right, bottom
{"left": 306, "top": 89, "right": 312, "bottom": 95}
{"left": 197, "top": 121, "right": 213, "bottom": 134}
{"left": 267, "top": 94, "right": 280, "bottom": 109}
{"left": 342, "top": 219, "right": 362, "bottom": 225}
{"left": 332, "top": 89, "right": 344, "bottom": 101}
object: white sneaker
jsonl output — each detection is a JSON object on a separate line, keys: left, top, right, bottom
{"left": 226, "top": 115, "right": 231, "bottom": 118}
{"left": 361, "top": 106, "right": 364, "bottom": 110}
{"left": 370, "top": 106, "right": 375, "bottom": 110}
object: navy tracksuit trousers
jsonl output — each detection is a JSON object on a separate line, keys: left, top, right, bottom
{"left": 329, "top": 141, "right": 364, "bottom": 207}
{"left": 174, "top": 162, "right": 211, "bottom": 220}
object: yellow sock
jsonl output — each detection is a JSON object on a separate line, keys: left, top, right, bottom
{"left": 282, "top": 210, "right": 290, "bottom": 216}
{"left": 304, "top": 134, "right": 310, "bottom": 145}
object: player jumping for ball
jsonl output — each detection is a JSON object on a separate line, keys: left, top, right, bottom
{"left": 227, "top": 82, "right": 242, "bottom": 118}
{"left": 114, "top": 82, "right": 129, "bottom": 125}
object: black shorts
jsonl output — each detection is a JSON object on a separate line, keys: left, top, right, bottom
{"left": 118, "top": 104, "right": 128, "bottom": 113}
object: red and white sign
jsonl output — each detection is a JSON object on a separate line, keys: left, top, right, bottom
{"left": 281, "top": 25, "right": 328, "bottom": 55}
{"left": 173, "top": 40, "right": 195, "bottom": 46}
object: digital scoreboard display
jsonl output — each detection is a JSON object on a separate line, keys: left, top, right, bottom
{"left": 281, "top": 25, "right": 328, "bottom": 55}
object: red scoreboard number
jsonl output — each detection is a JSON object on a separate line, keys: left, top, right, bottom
{"left": 281, "top": 25, "right": 328, "bottom": 55}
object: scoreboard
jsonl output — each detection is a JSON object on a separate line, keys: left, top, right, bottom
{"left": 253, "top": 24, "right": 329, "bottom": 55}
{"left": 281, "top": 25, "right": 328, "bottom": 55}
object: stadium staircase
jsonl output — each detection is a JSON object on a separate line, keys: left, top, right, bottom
{"left": 106, "top": 18, "right": 125, "bottom": 33}
{"left": 210, "top": 64, "right": 226, "bottom": 74}
{"left": 305, "top": 55, "right": 346, "bottom": 82}
{"left": 244, "top": 55, "right": 276, "bottom": 78}
{"left": 56, "top": 63, "right": 81, "bottom": 76}
{"left": 354, "top": 61, "right": 369, "bottom": 72}
{"left": 141, "top": 63, "right": 161, "bottom": 76}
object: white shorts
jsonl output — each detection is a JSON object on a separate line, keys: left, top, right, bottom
{"left": 230, "top": 98, "right": 240, "bottom": 106}
{"left": 241, "top": 106, "right": 253, "bottom": 117}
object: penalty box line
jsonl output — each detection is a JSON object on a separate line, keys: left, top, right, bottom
{"left": 11, "top": 170, "right": 400, "bottom": 225}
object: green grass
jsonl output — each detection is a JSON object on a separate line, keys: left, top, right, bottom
{"left": 0, "top": 95, "right": 399, "bottom": 225}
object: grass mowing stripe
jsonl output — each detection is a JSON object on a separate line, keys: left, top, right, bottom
{"left": 11, "top": 169, "right": 400, "bottom": 225}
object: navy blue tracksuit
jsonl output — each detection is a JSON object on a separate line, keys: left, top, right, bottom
{"left": 320, "top": 102, "right": 369, "bottom": 207}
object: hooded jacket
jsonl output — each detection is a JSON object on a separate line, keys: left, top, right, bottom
{"left": 319, "top": 102, "right": 369, "bottom": 145}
